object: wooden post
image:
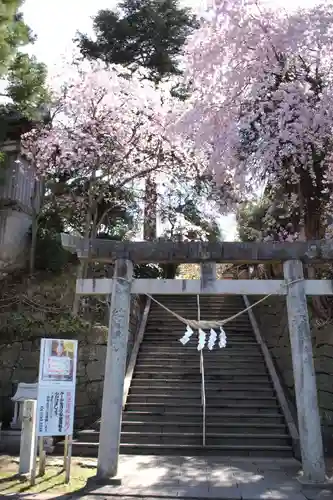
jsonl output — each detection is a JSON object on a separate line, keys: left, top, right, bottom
{"left": 63, "top": 435, "right": 68, "bottom": 471}
{"left": 65, "top": 435, "right": 73, "bottom": 484}
{"left": 284, "top": 260, "right": 326, "bottom": 483}
{"left": 30, "top": 432, "right": 38, "bottom": 486}
{"left": 96, "top": 259, "right": 133, "bottom": 483}
{"left": 38, "top": 437, "right": 46, "bottom": 476}
{"left": 19, "top": 400, "right": 37, "bottom": 476}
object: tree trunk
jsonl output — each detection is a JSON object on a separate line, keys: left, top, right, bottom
{"left": 72, "top": 205, "right": 95, "bottom": 316}
{"left": 301, "top": 195, "right": 330, "bottom": 319}
{"left": 143, "top": 175, "right": 157, "bottom": 240}
{"left": 160, "top": 263, "right": 178, "bottom": 278}
{"left": 29, "top": 216, "right": 38, "bottom": 276}
{"left": 29, "top": 177, "right": 44, "bottom": 276}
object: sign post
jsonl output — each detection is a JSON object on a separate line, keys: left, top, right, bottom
{"left": 31, "top": 339, "right": 78, "bottom": 485}
{"left": 19, "top": 400, "right": 37, "bottom": 476}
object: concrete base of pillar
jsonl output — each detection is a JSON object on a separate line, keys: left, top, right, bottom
{"left": 17, "top": 473, "right": 29, "bottom": 481}
{"left": 86, "top": 475, "right": 122, "bottom": 487}
{"left": 297, "top": 476, "right": 333, "bottom": 490}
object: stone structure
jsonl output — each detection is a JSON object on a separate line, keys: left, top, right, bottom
{"left": 0, "top": 141, "right": 42, "bottom": 272}
{"left": 0, "top": 108, "right": 50, "bottom": 272}
{"left": 0, "top": 295, "right": 144, "bottom": 434}
{"left": 11, "top": 382, "right": 38, "bottom": 429}
{"left": 61, "top": 237, "right": 333, "bottom": 485}
{"left": 251, "top": 295, "right": 333, "bottom": 454}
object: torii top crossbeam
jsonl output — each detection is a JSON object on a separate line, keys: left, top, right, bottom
{"left": 61, "top": 234, "right": 333, "bottom": 264}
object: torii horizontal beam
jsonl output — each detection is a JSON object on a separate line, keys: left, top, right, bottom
{"left": 76, "top": 278, "right": 333, "bottom": 296}
{"left": 61, "top": 234, "right": 333, "bottom": 264}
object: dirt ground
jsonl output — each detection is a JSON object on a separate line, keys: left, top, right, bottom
{"left": 0, "top": 455, "right": 96, "bottom": 496}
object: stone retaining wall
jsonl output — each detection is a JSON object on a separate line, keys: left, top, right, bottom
{"left": 0, "top": 295, "right": 145, "bottom": 429}
{"left": 251, "top": 296, "right": 333, "bottom": 454}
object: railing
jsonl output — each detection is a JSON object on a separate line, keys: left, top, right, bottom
{"left": 197, "top": 295, "right": 206, "bottom": 447}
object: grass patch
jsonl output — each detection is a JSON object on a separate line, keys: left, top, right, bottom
{"left": 0, "top": 456, "right": 96, "bottom": 495}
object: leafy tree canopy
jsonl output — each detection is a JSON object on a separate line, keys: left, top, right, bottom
{"left": 176, "top": 0, "right": 333, "bottom": 239}
{"left": 0, "top": 1, "right": 49, "bottom": 119}
{"left": 76, "top": 0, "right": 199, "bottom": 83}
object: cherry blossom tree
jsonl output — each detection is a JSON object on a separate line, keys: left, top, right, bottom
{"left": 176, "top": 0, "right": 333, "bottom": 239}
{"left": 22, "top": 59, "right": 201, "bottom": 235}
{"left": 21, "top": 59, "right": 203, "bottom": 310}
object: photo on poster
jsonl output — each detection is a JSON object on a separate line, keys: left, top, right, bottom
{"left": 39, "top": 339, "right": 78, "bottom": 384}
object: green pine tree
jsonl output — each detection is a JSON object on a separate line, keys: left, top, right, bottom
{"left": 76, "top": 0, "right": 198, "bottom": 84}
{"left": 0, "top": 1, "right": 49, "bottom": 119}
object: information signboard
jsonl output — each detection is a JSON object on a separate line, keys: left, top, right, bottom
{"left": 36, "top": 339, "right": 78, "bottom": 437}
{"left": 37, "top": 387, "right": 75, "bottom": 436}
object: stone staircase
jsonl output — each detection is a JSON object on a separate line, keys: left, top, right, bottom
{"left": 70, "top": 294, "right": 294, "bottom": 457}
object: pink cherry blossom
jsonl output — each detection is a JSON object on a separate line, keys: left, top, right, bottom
{"left": 176, "top": 0, "right": 333, "bottom": 236}
{"left": 22, "top": 59, "right": 203, "bottom": 194}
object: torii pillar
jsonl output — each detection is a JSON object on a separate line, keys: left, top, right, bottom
{"left": 96, "top": 259, "right": 133, "bottom": 483}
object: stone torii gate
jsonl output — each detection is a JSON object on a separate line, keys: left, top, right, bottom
{"left": 62, "top": 236, "right": 333, "bottom": 485}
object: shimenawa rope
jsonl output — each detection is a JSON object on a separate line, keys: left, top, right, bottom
{"left": 116, "top": 277, "right": 303, "bottom": 330}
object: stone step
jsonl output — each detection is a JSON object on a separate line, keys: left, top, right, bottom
{"left": 134, "top": 364, "right": 268, "bottom": 373}
{"left": 120, "top": 421, "right": 287, "bottom": 434}
{"left": 66, "top": 441, "right": 293, "bottom": 458}
{"left": 121, "top": 411, "right": 285, "bottom": 424}
{"left": 136, "top": 352, "right": 265, "bottom": 361}
{"left": 133, "top": 371, "right": 270, "bottom": 380}
{"left": 141, "top": 341, "right": 257, "bottom": 348}
{"left": 126, "top": 395, "right": 279, "bottom": 406}
{"left": 137, "top": 356, "right": 264, "bottom": 366}
{"left": 136, "top": 354, "right": 264, "bottom": 364}
{"left": 128, "top": 387, "right": 276, "bottom": 398}
{"left": 130, "top": 380, "right": 273, "bottom": 390}
{"left": 125, "top": 402, "right": 280, "bottom": 411}
{"left": 142, "top": 339, "right": 258, "bottom": 344}
{"left": 123, "top": 433, "right": 291, "bottom": 447}
{"left": 148, "top": 310, "right": 250, "bottom": 316}
{"left": 76, "top": 429, "right": 291, "bottom": 447}
{"left": 143, "top": 332, "right": 255, "bottom": 339}
{"left": 65, "top": 290, "right": 293, "bottom": 460}
{"left": 143, "top": 333, "right": 254, "bottom": 340}
{"left": 148, "top": 317, "right": 250, "bottom": 323}
{"left": 146, "top": 322, "right": 252, "bottom": 329}
{"left": 139, "top": 346, "right": 262, "bottom": 354}
{"left": 150, "top": 308, "right": 247, "bottom": 312}
{"left": 149, "top": 308, "right": 249, "bottom": 314}
{"left": 149, "top": 314, "right": 249, "bottom": 320}
{"left": 149, "top": 309, "right": 247, "bottom": 314}
{"left": 150, "top": 302, "right": 245, "bottom": 308}
{"left": 150, "top": 296, "right": 244, "bottom": 301}
{"left": 144, "top": 333, "right": 253, "bottom": 339}
{"left": 141, "top": 344, "right": 256, "bottom": 350}
{"left": 138, "top": 350, "right": 262, "bottom": 357}
{"left": 128, "top": 435, "right": 290, "bottom": 447}
{"left": 151, "top": 309, "right": 246, "bottom": 314}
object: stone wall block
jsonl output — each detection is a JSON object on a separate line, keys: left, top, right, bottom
{"left": 0, "top": 295, "right": 145, "bottom": 429}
